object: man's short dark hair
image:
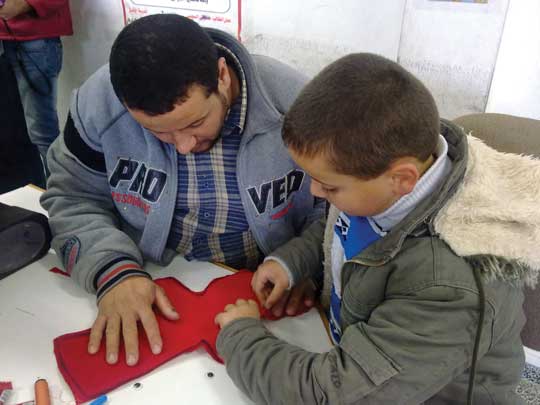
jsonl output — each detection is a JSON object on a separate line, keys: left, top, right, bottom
{"left": 283, "top": 53, "right": 440, "bottom": 179}
{"left": 110, "top": 14, "right": 218, "bottom": 115}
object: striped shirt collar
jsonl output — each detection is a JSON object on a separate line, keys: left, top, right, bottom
{"left": 215, "top": 43, "right": 248, "bottom": 135}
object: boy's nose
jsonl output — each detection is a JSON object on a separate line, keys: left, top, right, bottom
{"left": 310, "top": 180, "right": 326, "bottom": 198}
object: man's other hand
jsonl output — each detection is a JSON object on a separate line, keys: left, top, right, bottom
{"left": 251, "top": 260, "right": 315, "bottom": 317}
{"left": 87, "top": 276, "right": 179, "bottom": 366}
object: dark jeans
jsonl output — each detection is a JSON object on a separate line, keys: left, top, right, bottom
{"left": 0, "top": 46, "right": 46, "bottom": 191}
{"left": 2, "top": 38, "right": 63, "bottom": 176}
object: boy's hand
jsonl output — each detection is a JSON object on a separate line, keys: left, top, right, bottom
{"left": 87, "top": 276, "right": 179, "bottom": 366}
{"left": 215, "top": 299, "right": 260, "bottom": 328}
{"left": 252, "top": 260, "right": 315, "bottom": 317}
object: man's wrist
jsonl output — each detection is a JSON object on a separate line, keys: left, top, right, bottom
{"left": 94, "top": 257, "right": 149, "bottom": 302}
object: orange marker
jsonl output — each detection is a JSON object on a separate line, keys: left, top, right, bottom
{"left": 34, "top": 379, "right": 51, "bottom": 405}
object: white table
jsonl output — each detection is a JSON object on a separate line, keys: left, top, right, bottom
{"left": 0, "top": 186, "right": 332, "bottom": 405}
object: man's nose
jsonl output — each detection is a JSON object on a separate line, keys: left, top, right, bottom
{"left": 175, "top": 134, "right": 197, "bottom": 155}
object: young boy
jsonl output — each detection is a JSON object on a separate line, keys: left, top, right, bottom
{"left": 214, "top": 53, "right": 540, "bottom": 404}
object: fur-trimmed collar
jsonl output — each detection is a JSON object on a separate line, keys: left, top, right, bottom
{"left": 434, "top": 135, "right": 540, "bottom": 287}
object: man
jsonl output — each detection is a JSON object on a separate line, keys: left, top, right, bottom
{"left": 41, "top": 14, "right": 324, "bottom": 366}
{"left": 0, "top": 0, "right": 72, "bottom": 178}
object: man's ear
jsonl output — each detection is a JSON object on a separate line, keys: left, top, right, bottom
{"left": 217, "top": 57, "right": 230, "bottom": 92}
{"left": 389, "top": 161, "right": 421, "bottom": 197}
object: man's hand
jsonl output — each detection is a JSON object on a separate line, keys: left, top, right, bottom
{"left": 251, "top": 260, "right": 315, "bottom": 318}
{"left": 215, "top": 299, "right": 260, "bottom": 329}
{"left": 87, "top": 276, "right": 179, "bottom": 366}
{"left": 0, "top": 0, "right": 32, "bottom": 20}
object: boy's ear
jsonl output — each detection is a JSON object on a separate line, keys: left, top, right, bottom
{"left": 389, "top": 162, "right": 420, "bottom": 197}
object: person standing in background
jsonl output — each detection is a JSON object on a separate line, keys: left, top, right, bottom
{"left": 0, "top": 0, "right": 72, "bottom": 179}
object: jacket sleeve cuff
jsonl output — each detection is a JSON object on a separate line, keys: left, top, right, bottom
{"left": 216, "top": 318, "right": 269, "bottom": 361}
{"left": 94, "top": 257, "right": 150, "bottom": 302}
{"left": 263, "top": 256, "right": 294, "bottom": 289}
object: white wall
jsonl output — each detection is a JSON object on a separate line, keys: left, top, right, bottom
{"left": 398, "top": 0, "right": 509, "bottom": 119}
{"left": 242, "top": 0, "right": 406, "bottom": 77}
{"left": 57, "top": 0, "right": 124, "bottom": 127}
{"left": 486, "top": 0, "right": 540, "bottom": 120}
{"left": 56, "top": 0, "right": 540, "bottom": 128}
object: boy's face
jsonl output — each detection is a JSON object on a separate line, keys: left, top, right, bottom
{"left": 289, "top": 148, "right": 401, "bottom": 217}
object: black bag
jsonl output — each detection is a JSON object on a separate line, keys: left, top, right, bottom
{"left": 0, "top": 202, "right": 51, "bottom": 279}
{"left": 0, "top": 47, "right": 46, "bottom": 192}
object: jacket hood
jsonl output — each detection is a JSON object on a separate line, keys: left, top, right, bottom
{"left": 205, "top": 28, "right": 283, "bottom": 139}
{"left": 434, "top": 135, "right": 540, "bottom": 287}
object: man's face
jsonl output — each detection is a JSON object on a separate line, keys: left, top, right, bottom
{"left": 128, "top": 57, "right": 232, "bottom": 154}
{"left": 129, "top": 85, "right": 229, "bottom": 154}
{"left": 288, "top": 148, "right": 398, "bottom": 217}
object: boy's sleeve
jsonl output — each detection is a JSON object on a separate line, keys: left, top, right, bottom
{"left": 216, "top": 283, "right": 495, "bottom": 404}
{"left": 40, "top": 92, "right": 148, "bottom": 301}
{"left": 268, "top": 217, "right": 326, "bottom": 285}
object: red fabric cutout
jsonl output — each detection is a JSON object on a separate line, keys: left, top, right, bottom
{"left": 54, "top": 271, "right": 306, "bottom": 404}
{"left": 50, "top": 266, "right": 69, "bottom": 276}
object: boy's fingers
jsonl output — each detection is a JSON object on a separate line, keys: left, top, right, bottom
{"left": 155, "top": 286, "right": 179, "bottom": 320}
{"left": 105, "top": 314, "right": 121, "bottom": 364}
{"left": 214, "top": 313, "right": 222, "bottom": 325}
{"left": 88, "top": 315, "right": 107, "bottom": 354}
{"left": 139, "top": 307, "right": 163, "bottom": 356}
{"left": 121, "top": 313, "right": 140, "bottom": 366}
{"left": 215, "top": 312, "right": 228, "bottom": 327}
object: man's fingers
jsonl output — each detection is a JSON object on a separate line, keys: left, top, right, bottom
{"left": 105, "top": 314, "right": 121, "bottom": 364}
{"left": 252, "top": 273, "right": 270, "bottom": 306}
{"left": 88, "top": 315, "right": 107, "bottom": 354}
{"left": 304, "top": 282, "right": 316, "bottom": 307}
{"left": 139, "top": 308, "right": 163, "bottom": 355}
{"left": 265, "top": 281, "right": 287, "bottom": 309}
{"left": 121, "top": 313, "right": 140, "bottom": 366}
{"left": 155, "top": 286, "right": 179, "bottom": 320}
{"left": 271, "top": 293, "right": 289, "bottom": 318}
{"left": 286, "top": 285, "right": 304, "bottom": 316}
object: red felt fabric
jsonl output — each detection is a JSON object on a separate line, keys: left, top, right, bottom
{"left": 54, "top": 271, "right": 302, "bottom": 404}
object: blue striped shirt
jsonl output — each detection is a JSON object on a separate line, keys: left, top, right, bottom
{"left": 167, "top": 45, "right": 260, "bottom": 270}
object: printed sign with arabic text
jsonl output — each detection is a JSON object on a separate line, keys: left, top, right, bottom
{"left": 122, "top": 0, "right": 242, "bottom": 39}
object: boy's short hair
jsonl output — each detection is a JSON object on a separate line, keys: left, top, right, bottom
{"left": 110, "top": 14, "right": 218, "bottom": 116}
{"left": 282, "top": 53, "right": 440, "bottom": 179}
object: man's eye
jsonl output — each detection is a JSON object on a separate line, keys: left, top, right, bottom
{"left": 190, "top": 119, "right": 204, "bottom": 128}
{"left": 323, "top": 187, "right": 336, "bottom": 193}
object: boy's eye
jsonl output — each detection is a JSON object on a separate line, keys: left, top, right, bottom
{"left": 322, "top": 186, "right": 337, "bottom": 193}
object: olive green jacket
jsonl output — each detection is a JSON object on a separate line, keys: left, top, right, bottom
{"left": 217, "top": 121, "right": 540, "bottom": 404}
